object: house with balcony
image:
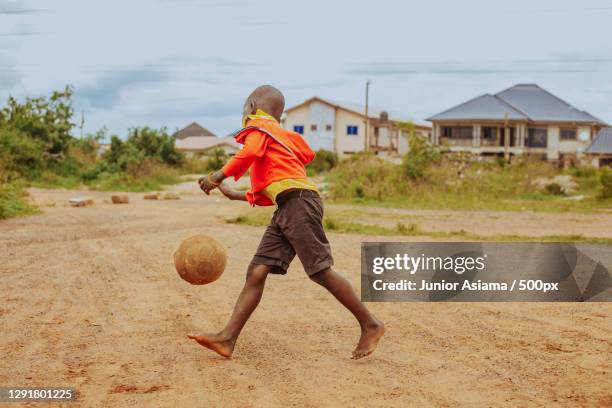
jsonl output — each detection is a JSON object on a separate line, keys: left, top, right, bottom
{"left": 427, "top": 84, "right": 607, "bottom": 163}
{"left": 283, "top": 97, "right": 431, "bottom": 158}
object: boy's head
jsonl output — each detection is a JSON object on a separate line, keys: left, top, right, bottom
{"left": 243, "top": 85, "right": 285, "bottom": 123}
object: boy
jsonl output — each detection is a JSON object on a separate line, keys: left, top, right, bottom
{"left": 190, "top": 85, "right": 384, "bottom": 359}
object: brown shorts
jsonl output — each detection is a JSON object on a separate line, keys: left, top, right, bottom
{"left": 252, "top": 189, "right": 333, "bottom": 276}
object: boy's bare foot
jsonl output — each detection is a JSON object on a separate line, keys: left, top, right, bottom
{"left": 187, "top": 333, "right": 235, "bottom": 358}
{"left": 352, "top": 321, "right": 385, "bottom": 360}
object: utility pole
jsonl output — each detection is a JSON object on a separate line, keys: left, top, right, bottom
{"left": 364, "top": 80, "right": 370, "bottom": 152}
{"left": 504, "top": 111, "right": 510, "bottom": 163}
{"left": 79, "top": 111, "right": 84, "bottom": 139}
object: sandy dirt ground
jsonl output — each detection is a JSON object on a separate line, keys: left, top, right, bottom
{"left": 1, "top": 187, "right": 611, "bottom": 407}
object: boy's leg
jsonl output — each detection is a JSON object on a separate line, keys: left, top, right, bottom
{"left": 276, "top": 192, "right": 384, "bottom": 359}
{"left": 188, "top": 263, "right": 271, "bottom": 358}
{"left": 309, "top": 267, "right": 385, "bottom": 359}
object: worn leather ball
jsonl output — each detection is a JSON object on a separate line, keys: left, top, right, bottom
{"left": 174, "top": 234, "right": 227, "bottom": 285}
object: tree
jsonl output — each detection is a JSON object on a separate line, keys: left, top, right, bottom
{"left": 397, "top": 121, "right": 441, "bottom": 180}
{"left": 0, "top": 86, "right": 74, "bottom": 161}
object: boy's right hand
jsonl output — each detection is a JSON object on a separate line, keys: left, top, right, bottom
{"left": 198, "top": 174, "right": 219, "bottom": 195}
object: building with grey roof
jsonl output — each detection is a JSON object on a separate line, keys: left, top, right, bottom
{"left": 585, "top": 128, "right": 612, "bottom": 167}
{"left": 173, "top": 122, "right": 216, "bottom": 139}
{"left": 427, "top": 84, "right": 607, "bottom": 162}
{"left": 173, "top": 122, "right": 240, "bottom": 158}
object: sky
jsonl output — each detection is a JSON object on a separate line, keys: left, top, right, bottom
{"left": 1, "top": 0, "right": 612, "bottom": 138}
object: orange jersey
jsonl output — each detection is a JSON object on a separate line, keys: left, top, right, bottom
{"left": 222, "top": 117, "right": 316, "bottom": 206}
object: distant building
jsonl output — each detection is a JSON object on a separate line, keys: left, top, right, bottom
{"left": 174, "top": 122, "right": 216, "bottom": 139}
{"left": 427, "top": 84, "right": 607, "bottom": 162}
{"left": 585, "top": 128, "right": 612, "bottom": 167}
{"left": 283, "top": 97, "right": 431, "bottom": 158}
{"left": 174, "top": 122, "right": 239, "bottom": 157}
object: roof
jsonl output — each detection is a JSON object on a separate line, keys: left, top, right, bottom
{"left": 585, "top": 128, "right": 612, "bottom": 154}
{"left": 428, "top": 84, "right": 607, "bottom": 124}
{"left": 426, "top": 94, "right": 528, "bottom": 121}
{"left": 285, "top": 96, "right": 431, "bottom": 130}
{"left": 174, "top": 122, "right": 216, "bottom": 139}
{"left": 175, "top": 136, "right": 239, "bottom": 152}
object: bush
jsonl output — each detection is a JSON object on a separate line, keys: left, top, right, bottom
{"left": 0, "top": 87, "right": 74, "bottom": 163}
{"left": 545, "top": 182, "right": 564, "bottom": 195}
{"left": 103, "top": 127, "right": 183, "bottom": 172}
{"left": 180, "top": 155, "right": 210, "bottom": 174}
{"left": 0, "top": 181, "right": 35, "bottom": 219}
{"left": 328, "top": 153, "right": 409, "bottom": 201}
{"left": 570, "top": 165, "right": 599, "bottom": 191}
{"left": 402, "top": 134, "right": 441, "bottom": 180}
{"left": 326, "top": 149, "right": 583, "bottom": 210}
{"left": 0, "top": 128, "right": 45, "bottom": 180}
{"left": 308, "top": 149, "right": 338, "bottom": 175}
{"left": 205, "top": 148, "right": 229, "bottom": 171}
{"left": 600, "top": 169, "right": 612, "bottom": 199}
{"left": 0, "top": 87, "right": 195, "bottom": 218}
{"left": 126, "top": 126, "right": 183, "bottom": 166}
{"left": 91, "top": 160, "right": 181, "bottom": 192}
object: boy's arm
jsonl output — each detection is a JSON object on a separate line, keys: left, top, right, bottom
{"left": 199, "top": 132, "right": 266, "bottom": 194}
{"left": 218, "top": 182, "right": 247, "bottom": 201}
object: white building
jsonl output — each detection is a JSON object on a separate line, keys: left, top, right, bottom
{"left": 282, "top": 97, "right": 431, "bottom": 158}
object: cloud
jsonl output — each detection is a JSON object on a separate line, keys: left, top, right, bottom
{"left": 157, "top": 0, "right": 250, "bottom": 7}
{"left": 145, "top": 97, "right": 239, "bottom": 120}
{"left": 0, "top": 8, "right": 47, "bottom": 15}
{"left": 345, "top": 58, "right": 612, "bottom": 77}
{"left": 76, "top": 68, "right": 172, "bottom": 108}
{"left": 0, "top": 0, "right": 46, "bottom": 15}
{"left": 0, "top": 31, "right": 46, "bottom": 36}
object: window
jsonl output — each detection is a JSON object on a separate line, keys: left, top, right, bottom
{"left": 482, "top": 127, "right": 497, "bottom": 139}
{"left": 442, "top": 126, "right": 473, "bottom": 139}
{"left": 293, "top": 125, "right": 304, "bottom": 135}
{"left": 346, "top": 125, "right": 359, "bottom": 136}
{"left": 560, "top": 128, "right": 577, "bottom": 140}
{"left": 310, "top": 124, "right": 318, "bottom": 131}
{"left": 527, "top": 128, "right": 547, "bottom": 147}
{"left": 325, "top": 124, "right": 332, "bottom": 131}
{"left": 579, "top": 130, "right": 590, "bottom": 141}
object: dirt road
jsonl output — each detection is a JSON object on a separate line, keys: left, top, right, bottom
{"left": 1, "top": 188, "right": 610, "bottom": 407}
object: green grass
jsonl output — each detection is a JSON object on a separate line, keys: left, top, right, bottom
{"left": 226, "top": 209, "right": 612, "bottom": 244}
{"left": 326, "top": 156, "right": 612, "bottom": 213}
{"left": 332, "top": 193, "right": 612, "bottom": 213}
{"left": 28, "top": 165, "right": 182, "bottom": 192}
{"left": 29, "top": 172, "right": 83, "bottom": 189}
{"left": 87, "top": 171, "right": 181, "bottom": 192}
{"left": 0, "top": 182, "right": 38, "bottom": 220}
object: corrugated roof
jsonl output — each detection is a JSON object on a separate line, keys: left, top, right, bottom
{"left": 496, "top": 84, "right": 605, "bottom": 123}
{"left": 175, "top": 136, "right": 239, "bottom": 152}
{"left": 427, "top": 94, "right": 527, "bottom": 121}
{"left": 427, "top": 84, "right": 607, "bottom": 124}
{"left": 585, "top": 128, "right": 612, "bottom": 154}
